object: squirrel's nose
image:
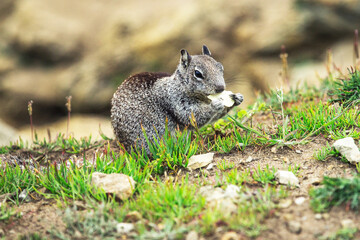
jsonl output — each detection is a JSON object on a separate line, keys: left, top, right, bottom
{"left": 215, "top": 85, "right": 225, "bottom": 93}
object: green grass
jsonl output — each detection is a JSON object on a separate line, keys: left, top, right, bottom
{"left": 217, "top": 159, "right": 235, "bottom": 171}
{"left": 125, "top": 177, "right": 205, "bottom": 224}
{"left": 310, "top": 175, "right": 360, "bottom": 212}
{"left": 0, "top": 202, "right": 18, "bottom": 221}
{"left": 144, "top": 126, "right": 198, "bottom": 173}
{"left": 313, "top": 143, "right": 336, "bottom": 161}
{"left": 321, "top": 227, "right": 358, "bottom": 240}
{"left": 0, "top": 161, "right": 39, "bottom": 204}
{"left": 50, "top": 203, "right": 122, "bottom": 239}
{"left": 313, "top": 143, "right": 348, "bottom": 163}
{"left": 33, "top": 133, "right": 99, "bottom": 154}
{"left": 251, "top": 165, "right": 277, "bottom": 185}
{"left": 329, "top": 68, "right": 360, "bottom": 106}
{"left": 3, "top": 64, "right": 360, "bottom": 238}
{"left": 198, "top": 186, "right": 287, "bottom": 237}
{"left": 222, "top": 168, "right": 252, "bottom": 186}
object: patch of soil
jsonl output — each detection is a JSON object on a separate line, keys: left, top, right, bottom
{"left": 1, "top": 136, "right": 360, "bottom": 239}
{"left": 0, "top": 200, "right": 65, "bottom": 239}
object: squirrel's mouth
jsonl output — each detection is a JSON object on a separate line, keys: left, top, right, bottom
{"left": 191, "top": 92, "right": 210, "bottom": 101}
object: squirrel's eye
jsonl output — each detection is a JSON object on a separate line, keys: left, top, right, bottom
{"left": 194, "top": 70, "right": 204, "bottom": 79}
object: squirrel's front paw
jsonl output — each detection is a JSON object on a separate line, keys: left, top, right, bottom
{"left": 230, "top": 93, "right": 244, "bottom": 106}
{"left": 211, "top": 99, "right": 225, "bottom": 111}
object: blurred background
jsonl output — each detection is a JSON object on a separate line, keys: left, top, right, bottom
{"left": 0, "top": 0, "right": 360, "bottom": 145}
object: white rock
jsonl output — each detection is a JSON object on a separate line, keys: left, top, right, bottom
{"left": 91, "top": 172, "right": 136, "bottom": 200}
{"left": 187, "top": 153, "right": 214, "bottom": 170}
{"left": 208, "top": 90, "right": 234, "bottom": 107}
{"left": 279, "top": 199, "right": 292, "bottom": 209}
{"left": 275, "top": 170, "right": 300, "bottom": 187}
{"left": 214, "top": 198, "right": 237, "bottom": 216}
{"left": 221, "top": 232, "right": 240, "bottom": 240}
{"left": 116, "top": 223, "right": 134, "bottom": 234}
{"left": 245, "top": 156, "right": 254, "bottom": 163}
{"left": 333, "top": 137, "right": 360, "bottom": 164}
{"left": 186, "top": 230, "right": 198, "bottom": 240}
{"left": 206, "top": 163, "right": 214, "bottom": 170}
{"left": 19, "top": 189, "right": 28, "bottom": 201}
{"left": 310, "top": 177, "right": 322, "bottom": 186}
{"left": 224, "top": 184, "right": 241, "bottom": 199}
{"left": 294, "top": 197, "right": 306, "bottom": 205}
{"left": 287, "top": 221, "right": 302, "bottom": 234}
{"left": 200, "top": 186, "right": 225, "bottom": 202}
{"left": 341, "top": 219, "right": 356, "bottom": 229}
{"left": 199, "top": 185, "right": 239, "bottom": 215}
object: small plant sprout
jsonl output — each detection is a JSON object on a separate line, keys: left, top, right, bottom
{"left": 326, "top": 49, "right": 333, "bottom": 74}
{"left": 313, "top": 143, "right": 333, "bottom": 161}
{"left": 65, "top": 96, "right": 72, "bottom": 138}
{"left": 217, "top": 159, "right": 235, "bottom": 171}
{"left": 310, "top": 175, "right": 360, "bottom": 212}
{"left": 280, "top": 45, "right": 289, "bottom": 90}
{"left": 28, "top": 100, "right": 34, "bottom": 143}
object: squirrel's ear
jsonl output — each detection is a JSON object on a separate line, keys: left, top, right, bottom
{"left": 180, "top": 49, "right": 191, "bottom": 68}
{"left": 202, "top": 45, "right": 211, "bottom": 56}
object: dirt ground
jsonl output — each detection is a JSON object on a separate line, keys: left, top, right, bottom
{"left": 1, "top": 136, "right": 359, "bottom": 240}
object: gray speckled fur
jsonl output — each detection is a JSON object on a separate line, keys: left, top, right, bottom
{"left": 111, "top": 46, "right": 243, "bottom": 154}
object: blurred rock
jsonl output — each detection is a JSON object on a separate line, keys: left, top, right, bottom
{"left": 221, "top": 231, "right": 240, "bottom": 240}
{"left": 0, "top": 119, "right": 17, "bottom": 146}
{"left": 3, "top": 0, "right": 84, "bottom": 63}
{"left": 17, "top": 114, "right": 114, "bottom": 143}
{"left": 186, "top": 230, "right": 199, "bottom": 240}
{"left": 0, "top": 0, "right": 15, "bottom": 22}
{"left": 341, "top": 219, "right": 356, "bottom": 229}
{"left": 0, "top": 0, "right": 359, "bottom": 127}
{"left": 333, "top": 137, "right": 360, "bottom": 165}
{"left": 287, "top": 220, "right": 302, "bottom": 234}
{"left": 116, "top": 223, "right": 134, "bottom": 234}
{"left": 0, "top": 55, "right": 15, "bottom": 75}
{"left": 187, "top": 153, "right": 214, "bottom": 170}
{"left": 275, "top": 170, "right": 300, "bottom": 187}
{"left": 294, "top": 197, "right": 306, "bottom": 205}
{"left": 91, "top": 172, "right": 136, "bottom": 200}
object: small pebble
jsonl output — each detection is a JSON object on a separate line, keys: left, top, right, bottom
{"left": 310, "top": 177, "right": 322, "bottom": 186}
{"left": 206, "top": 163, "right": 214, "bottom": 170}
{"left": 245, "top": 156, "right": 253, "bottom": 163}
{"left": 275, "top": 170, "right": 300, "bottom": 187}
{"left": 314, "top": 213, "right": 322, "bottom": 220}
{"left": 186, "top": 230, "right": 198, "bottom": 240}
{"left": 125, "top": 211, "right": 142, "bottom": 222}
{"left": 221, "top": 231, "right": 239, "bottom": 240}
{"left": 287, "top": 221, "right": 302, "bottom": 234}
{"left": 271, "top": 146, "right": 277, "bottom": 153}
{"left": 283, "top": 213, "right": 294, "bottom": 221}
{"left": 19, "top": 189, "right": 29, "bottom": 201}
{"left": 295, "top": 150, "right": 302, "bottom": 154}
{"left": 279, "top": 199, "right": 292, "bottom": 209}
{"left": 294, "top": 197, "right": 306, "bottom": 205}
{"left": 341, "top": 219, "right": 356, "bottom": 229}
{"left": 116, "top": 223, "right": 134, "bottom": 234}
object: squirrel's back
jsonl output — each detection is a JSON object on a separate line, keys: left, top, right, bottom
{"left": 111, "top": 72, "right": 171, "bottom": 151}
{"left": 119, "top": 72, "right": 171, "bottom": 91}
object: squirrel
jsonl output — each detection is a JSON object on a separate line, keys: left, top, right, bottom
{"left": 111, "top": 45, "right": 243, "bottom": 154}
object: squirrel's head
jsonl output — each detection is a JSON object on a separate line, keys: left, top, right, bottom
{"left": 176, "top": 45, "right": 225, "bottom": 97}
